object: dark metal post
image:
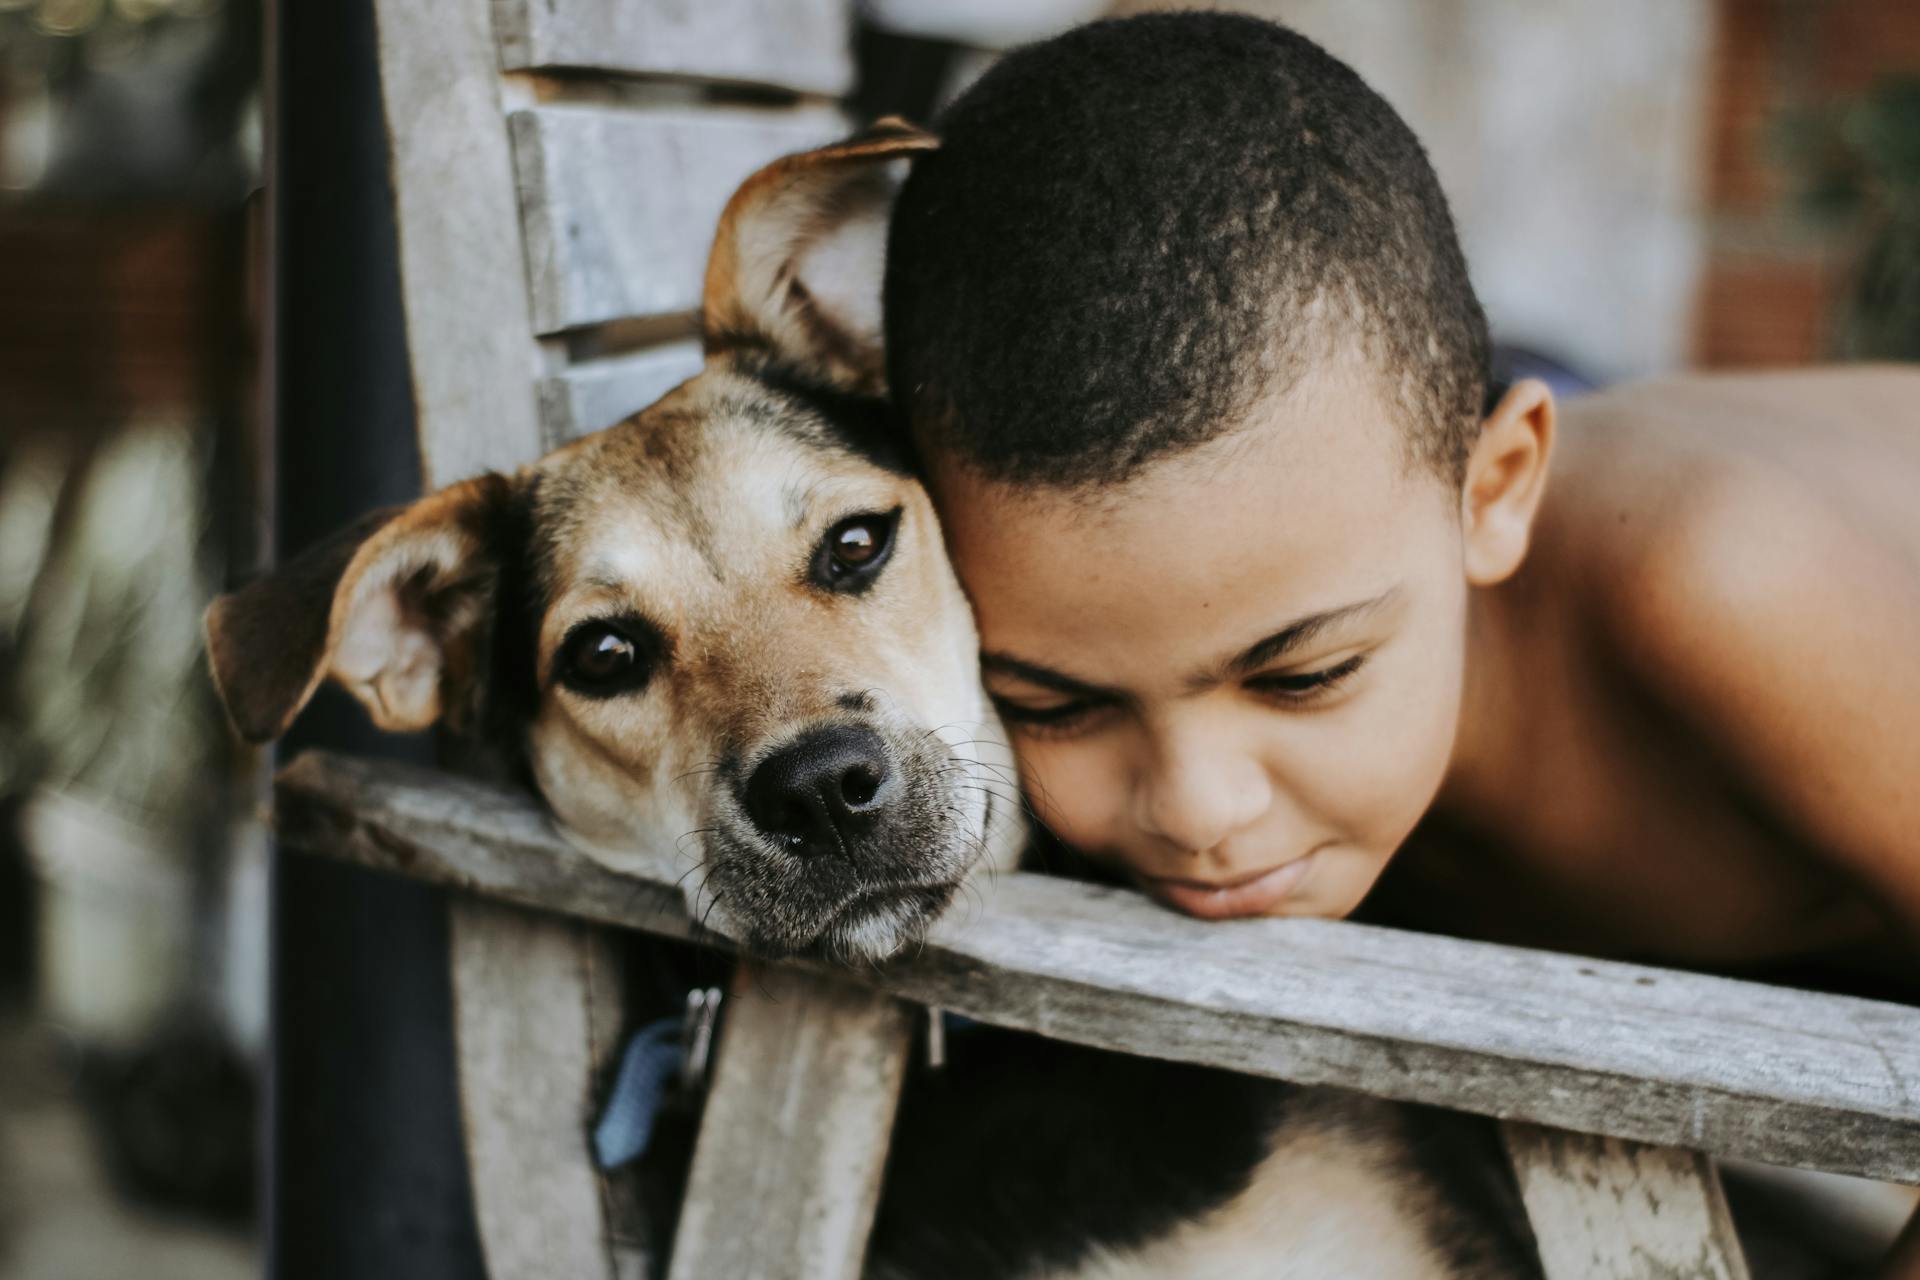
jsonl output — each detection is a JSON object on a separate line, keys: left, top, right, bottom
{"left": 272, "top": 2, "right": 485, "bottom": 1274}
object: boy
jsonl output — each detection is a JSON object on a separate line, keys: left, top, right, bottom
{"left": 885, "top": 16, "right": 1920, "bottom": 1264}
{"left": 885, "top": 13, "right": 1920, "bottom": 986}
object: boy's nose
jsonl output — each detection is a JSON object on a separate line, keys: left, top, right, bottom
{"left": 1133, "top": 740, "right": 1272, "bottom": 859}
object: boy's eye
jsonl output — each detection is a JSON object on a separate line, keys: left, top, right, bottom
{"left": 1247, "top": 653, "right": 1367, "bottom": 703}
{"left": 989, "top": 695, "right": 1103, "bottom": 737}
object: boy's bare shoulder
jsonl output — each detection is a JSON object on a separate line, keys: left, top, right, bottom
{"left": 1553, "top": 364, "right": 1920, "bottom": 620}
{"left": 1547, "top": 365, "right": 1920, "bottom": 928}
{"left": 1569, "top": 363, "right": 1920, "bottom": 438}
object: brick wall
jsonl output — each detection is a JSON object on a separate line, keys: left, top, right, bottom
{"left": 1697, "top": 0, "right": 1920, "bottom": 365}
{"left": 0, "top": 210, "right": 246, "bottom": 439}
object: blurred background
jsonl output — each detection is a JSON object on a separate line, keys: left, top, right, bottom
{"left": 0, "top": 0, "right": 260, "bottom": 1276}
{"left": 0, "top": 0, "right": 1913, "bottom": 1276}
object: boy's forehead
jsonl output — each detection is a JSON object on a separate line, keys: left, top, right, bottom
{"left": 927, "top": 370, "right": 1444, "bottom": 667}
{"left": 931, "top": 356, "right": 1418, "bottom": 535}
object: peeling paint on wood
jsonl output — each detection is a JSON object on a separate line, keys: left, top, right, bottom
{"left": 667, "top": 965, "right": 913, "bottom": 1280}
{"left": 450, "top": 902, "right": 637, "bottom": 1278}
{"left": 1502, "top": 1123, "right": 1751, "bottom": 1279}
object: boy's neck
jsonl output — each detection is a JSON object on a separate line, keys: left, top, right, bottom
{"left": 1434, "top": 574, "right": 1534, "bottom": 832}
{"left": 1436, "top": 407, "right": 1584, "bottom": 833}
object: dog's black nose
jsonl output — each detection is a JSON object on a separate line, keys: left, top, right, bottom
{"left": 743, "top": 725, "right": 894, "bottom": 857}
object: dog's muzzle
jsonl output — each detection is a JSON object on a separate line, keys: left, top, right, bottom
{"left": 704, "top": 717, "right": 987, "bottom": 962}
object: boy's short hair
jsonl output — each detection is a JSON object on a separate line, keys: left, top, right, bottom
{"left": 885, "top": 12, "right": 1491, "bottom": 489}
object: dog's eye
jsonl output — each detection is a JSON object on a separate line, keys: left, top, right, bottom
{"left": 557, "top": 619, "right": 659, "bottom": 697}
{"left": 834, "top": 521, "right": 882, "bottom": 564}
{"left": 812, "top": 509, "right": 900, "bottom": 594}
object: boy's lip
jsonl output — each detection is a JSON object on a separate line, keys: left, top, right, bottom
{"left": 1140, "top": 854, "right": 1317, "bottom": 919}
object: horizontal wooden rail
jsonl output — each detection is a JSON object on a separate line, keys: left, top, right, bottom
{"left": 536, "top": 339, "right": 703, "bottom": 448}
{"left": 509, "top": 104, "right": 843, "bottom": 333}
{"left": 275, "top": 750, "right": 1920, "bottom": 1184}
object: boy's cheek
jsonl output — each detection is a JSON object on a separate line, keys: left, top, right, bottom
{"left": 1346, "top": 680, "right": 1459, "bottom": 809}
{"left": 1328, "top": 671, "right": 1461, "bottom": 852}
{"left": 1271, "top": 844, "right": 1397, "bottom": 921}
{"left": 1012, "top": 736, "right": 1127, "bottom": 853}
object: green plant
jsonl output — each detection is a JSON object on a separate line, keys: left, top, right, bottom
{"left": 1778, "top": 74, "right": 1920, "bottom": 360}
{"left": 0, "top": 422, "right": 217, "bottom": 845}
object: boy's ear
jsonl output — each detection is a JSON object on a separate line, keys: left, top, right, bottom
{"left": 204, "top": 474, "right": 513, "bottom": 743}
{"left": 1461, "top": 378, "right": 1556, "bottom": 586}
{"left": 700, "top": 116, "right": 938, "bottom": 395}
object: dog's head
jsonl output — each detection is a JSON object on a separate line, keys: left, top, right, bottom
{"left": 206, "top": 122, "right": 1011, "bottom": 961}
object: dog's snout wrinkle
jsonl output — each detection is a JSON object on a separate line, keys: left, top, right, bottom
{"left": 742, "top": 723, "right": 895, "bottom": 857}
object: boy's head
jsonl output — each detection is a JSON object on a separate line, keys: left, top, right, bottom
{"left": 885, "top": 13, "right": 1555, "bottom": 920}
{"left": 886, "top": 11, "right": 1489, "bottom": 491}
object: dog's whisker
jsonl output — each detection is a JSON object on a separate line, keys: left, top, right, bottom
{"left": 673, "top": 828, "right": 723, "bottom": 873}
{"left": 933, "top": 746, "right": 1024, "bottom": 785}
{"left": 934, "top": 761, "right": 1023, "bottom": 796}
{"left": 693, "top": 886, "right": 732, "bottom": 948}
{"left": 672, "top": 761, "right": 726, "bottom": 786}
{"left": 672, "top": 852, "right": 718, "bottom": 892}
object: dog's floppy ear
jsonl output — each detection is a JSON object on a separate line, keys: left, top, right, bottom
{"left": 701, "top": 116, "right": 937, "bottom": 395}
{"left": 204, "top": 474, "right": 513, "bottom": 743}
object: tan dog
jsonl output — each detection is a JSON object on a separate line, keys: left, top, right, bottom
{"left": 207, "top": 122, "right": 1020, "bottom": 963}
{"left": 206, "top": 126, "right": 1539, "bottom": 1279}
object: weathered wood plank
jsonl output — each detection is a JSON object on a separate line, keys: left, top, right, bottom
{"left": 508, "top": 105, "right": 844, "bottom": 334}
{"left": 370, "top": 0, "right": 543, "bottom": 486}
{"left": 668, "top": 965, "right": 913, "bottom": 1280}
{"left": 371, "top": 2, "right": 625, "bottom": 1272}
{"left": 536, "top": 339, "right": 705, "bottom": 448}
{"left": 492, "top": 0, "right": 855, "bottom": 97}
{"left": 449, "top": 901, "right": 637, "bottom": 1279}
{"left": 1502, "top": 1123, "right": 1750, "bottom": 1279}
{"left": 273, "top": 751, "right": 1920, "bottom": 1183}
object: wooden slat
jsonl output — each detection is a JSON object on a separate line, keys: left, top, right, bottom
{"left": 668, "top": 965, "right": 913, "bottom": 1280}
{"left": 450, "top": 901, "right": 642, "bottom": 1278}
{"left": 274, "top": 751, "right": 1920, "bottom": 1184}
{"left": 493, "top": 0, "right": 855, "bottom": 97}
{"left": 370, "top": 4, "right": 623, "bottom": 1275}
{"left": 1502, "top": 1123, "right": 1751, "bottom": 1279}
{"left": 508, "top": 105, "right": 844, "bottom": 334}
{"left": 371, "top": 0, "right": 543, "bottom": 486}
{"left": 536, "top": 340, "right": 705, "bottom": 448}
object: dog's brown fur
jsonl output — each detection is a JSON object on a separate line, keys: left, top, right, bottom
{"left": 208, "top": 120, "right": 1013, "bottom": 961}
{"left": 206, "top": 125, "right": 1538, "bottom": 1279}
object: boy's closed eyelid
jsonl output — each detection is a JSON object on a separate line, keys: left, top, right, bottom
{"left": 1245, "top": 651, "right": 1369, "bottom": 697}
{"left": 1217, "top": 589, "right": 1401, "bottom": 679}
{"left": 1246, "top": 643, "right": 1375, "bottom": 681}
{"left": 988, "top": 691, "right": 1113, "bottom": 739}
{"left": 987, "top": 686, "right": 1109, "bottom": 715}
{"left": 992, "top": 651, "right": 1370, "bottom": 729}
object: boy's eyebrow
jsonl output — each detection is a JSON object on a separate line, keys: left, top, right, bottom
{"left": 1215, "top": 588, "right": 1401, "bottom": 685}
{"left": 979, "top": 652, "right": 1118, "bottom": 699}
{"left": 979, "top": 587, "right": 1400, "bottom": 701}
